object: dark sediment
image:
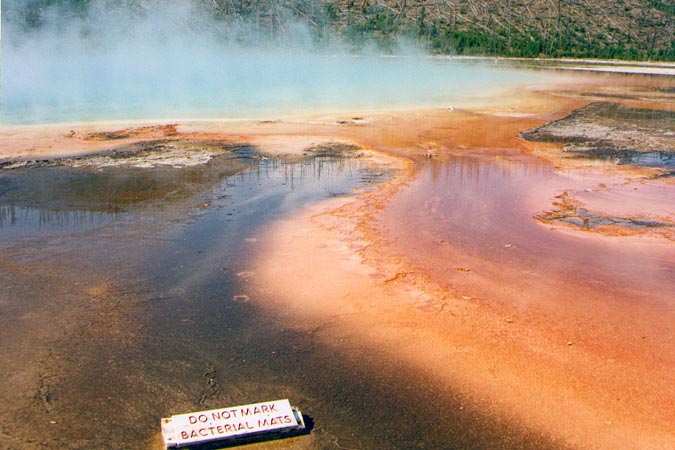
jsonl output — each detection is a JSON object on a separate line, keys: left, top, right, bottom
{"left": 523, "top": 102, "right": 675, "bottom": 235}
{"left": 81, "top": 124, "right": 179, "bottom": 141}
{"left": 521, "top": 102, "right": 675, "bottom": 155}
{"left": 537, "top": 191, "right": 675, "bottom": 237}
{"left": 0, "top": 139, "right": 254, "bottom": 171}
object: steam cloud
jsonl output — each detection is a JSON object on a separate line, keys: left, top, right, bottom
{"left": 1, "top": 0, "right": 543, "bottom": 124}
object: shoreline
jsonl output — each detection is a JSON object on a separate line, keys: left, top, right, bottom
{"left": 2, "top": 57, "right": 673, "bottom": 138}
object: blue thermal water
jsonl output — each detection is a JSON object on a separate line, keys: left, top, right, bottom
{"left": 2, "top": 48, "right": 547, "bottom": 124}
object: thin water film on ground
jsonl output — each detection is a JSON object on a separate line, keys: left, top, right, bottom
{"left": 0, "top": 137, "right": 563, "bottom": 449}
{"left": 2, "top": 68, "right": 675, "bottom": 449}
{"left": 0, "top": 140, "right": 388, "bottom": 448}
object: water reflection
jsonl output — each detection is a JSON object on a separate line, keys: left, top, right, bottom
{"left": 626, "top": 151, "right": 675, "bottom": 167}
{"left": 427, "top": 151, "right": 552, "bottom": 186}
{"left": 412, "top": 152, "right": 555, "bottom": 247}
{"left": 0, "top": 140, "right": 611, "bottom": 449}
{"left": 0, "top": 205, "right": 116, "bottom": 235}
{"left": 0, "top": 144, "right": 404, "bottom": 449}
{"left": 386, "top": 149, "right": 675, "bottom": 312}
{"left": 0, "top": 146, "right": 389, "bottom": 240}
{"left": 126, "top": 150, "right": 550, "bottom": 450}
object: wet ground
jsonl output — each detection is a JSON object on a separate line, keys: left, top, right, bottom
{"left": 522, "top": 101, "right": 675, "bottom": 161}
{"left": 252, "top": 143, "right": 675, "bottom": 449}
{"left": 521, "top": 99, "right": 675, "bottom": 235}
{"left": 245, "top": 75, "right": 675, "bottom": 449}
{"left": 0, "top": 139, "right": 566, "bottom": 449}
{"left": 2, "top": 68, "right": 675, "bottom": 449}
{"left": 0, "top": 142, "right": 385, "bottom": 448}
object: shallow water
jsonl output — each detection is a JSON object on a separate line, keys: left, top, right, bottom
{"left": 1, "top": 57, "right": 674, "bottom": 447}
{"left": 0, "top": 140, "right": 572, "bottom": 449}
{"left": 0, "top": 146, "right": 251, "bottom": 239}
{"left": 627, "top": 151, "right": 675, "bottom": 167}
{"left": 384, "top": 152, "right": 675, "bottom": 309}
{"left": 1, "top": 55, "right": 549, "bottom": 124}
{"left": 376, "top": 152, "right": 675, "bottom": 447}
{"left": 0, "top": 205, "right": 116, "bottom": 238}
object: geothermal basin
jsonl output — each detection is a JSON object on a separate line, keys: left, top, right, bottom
{"left": 1, "top": 62, "right": 675, "bottom": 449}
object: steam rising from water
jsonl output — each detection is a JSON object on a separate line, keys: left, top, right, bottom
{"left": 2, "top": 1, "right": 544, "bottom": 124}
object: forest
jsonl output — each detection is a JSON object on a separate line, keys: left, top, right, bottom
{"left": 5, "top": 0, "right": 675, "bottom": 60}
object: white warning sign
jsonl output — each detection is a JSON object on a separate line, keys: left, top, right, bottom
{"left": 161, "top": 399, "right": 305, "bottom": 448}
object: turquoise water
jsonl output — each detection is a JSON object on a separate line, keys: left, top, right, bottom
{"left": 2, "top": 1, "right": 557, "bottom": 125}
{"left": 2, "top": 51, "right": 546, "bottom": 124}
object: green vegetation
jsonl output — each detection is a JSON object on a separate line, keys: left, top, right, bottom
{"left": 649, "top": 0, "right": 675, "bottom": 15}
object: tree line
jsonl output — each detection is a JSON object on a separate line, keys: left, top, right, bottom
{"left": 5, "top": 0, "right": 675, "bottom": 61}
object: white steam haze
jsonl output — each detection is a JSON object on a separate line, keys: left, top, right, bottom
{"left": 2, "top": 0, "right": 545, "bottom": 125}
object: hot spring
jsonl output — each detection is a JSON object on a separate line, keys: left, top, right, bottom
{"left": 3, "top": 5, "right": 675, "bottom": 450}
{"left": 2, "top": 49, "right": 550, "bottom": 125}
